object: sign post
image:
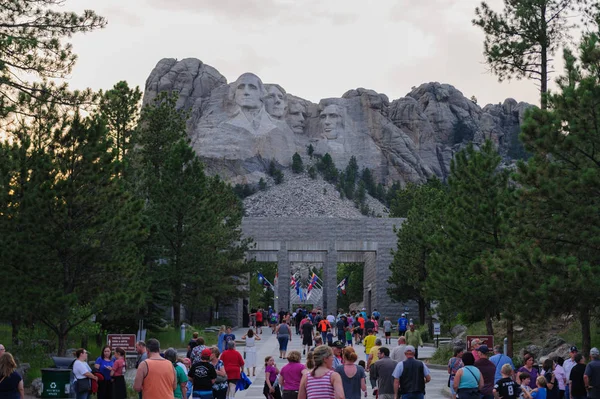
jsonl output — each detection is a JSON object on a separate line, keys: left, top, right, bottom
{"left": 433, "top": 322, "right": 441, "bottom": 348}
{"left": 107, "top": 334, "right": 137, "bottom": 352}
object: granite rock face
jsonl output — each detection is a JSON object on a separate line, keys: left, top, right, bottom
{"left": 143, "top": 59, "right": 532, "bottom": 187}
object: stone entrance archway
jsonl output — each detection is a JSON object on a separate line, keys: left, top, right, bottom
{"left": 242, "top": 217, "right": 405, "bottom": 319}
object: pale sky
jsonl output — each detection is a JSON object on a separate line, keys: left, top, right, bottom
{"left": 62, "top": 0, "right": 565, "bottom": 107}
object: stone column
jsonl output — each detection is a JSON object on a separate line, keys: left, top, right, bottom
{"left": 323, "top": 243, "right": 337, "bottom": 315}
{"left": 276, "top": 243, "right": 290, "bottom": 311}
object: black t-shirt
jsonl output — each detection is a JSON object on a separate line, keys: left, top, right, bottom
{"left": 544, "top": 371, "right": 560, "bottom": 399}
{"left": 301, "top": 321, "right": 313, "bottom": 337}
{"left": 336, "top": 319, "right": 346, "bottom": 331}
{"left": 570, "top": 363, "right": 587, "bottom": 396}
{"left": 365, "top": 320, "right": 375, "bottom": 331}
{"left": 0, "top": 371, "right": 22, "bottom": 397}
{"left": 494, "top": 377, "right": 521, "bottom": 399}
{"left": 353, "top": 321, "right": 361, "bottom": 329}
{"left": 189, "top": 361, "right": 217, "bottom": 391}
{"left": 187, "top": 339, "right": 198, "bottom": 358}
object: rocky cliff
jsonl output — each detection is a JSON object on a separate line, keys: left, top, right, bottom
{"left": 143, "top": 58, "right": 532, "bottom": 186}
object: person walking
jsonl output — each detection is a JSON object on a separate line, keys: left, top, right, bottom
{"left": 300, "top": 316, "right": 314, "bottom": 356}
{"left": 242, "top": 329, "right": 261, "bottom": 376}
{"left": 404, "top": 324, "right": 423, "bottom": 360}
{"left": 164, "top": 348, "right": 188, "bottom": 399}
{"left": 397, "top": 314, "right": 408, "bottom": 337}
{"left": 95, "top": 345, "right": 114, "bottom": 399}
{"left": 334, "top": 347, "right": 367, "bottom": 399}
{"left": 447, "top": 347, "right": 464, "bottom": 399}
{"left": 220, "top": 341, "right": 245, "bottom": 399}
{"left": 111, "top": 348, "right": 127, "bottom": 399}
{"left": 0, "top": 352, "right": 25, "bottom": 399}
{"left": 189, "top": 348, "right": 217, "bottom": 399}
{"left": 584, "top": 348, "right": 600, "bottom": 399}
{"left": 553, "top": 357, "right": 567, "bottom": 399}
{"left": 133, "top": 339, "right": 177, "bottom": 399}
{"left": 391, "top": 337, "right": 407, "bottom": 363}
{"left": 73, "top": 349, "right": 98, "bottom": 399}
{"left": 392, "top": 345, "right": 431, "bottom": 399}
{"left": 276, "top": 321, "right": 292, "bottom": 359}
{"left": 373, "top": 347, "right": 398, "bottom": 399}
{"left": 279, "top": 351, "right": 306, "bottom": 399}
{"left": 298, "top": 346, "right": 344, "bottom": 399}
{"left": 209, "top": 347, "right": 228, "bottom": 399}
{"left": 453, "top": 352, "right": 483, "bottom": 399}
{"left": 264, "top": 356, "right": 282, "bottom": 399}
{"left": 383, "top": 318, "right": 393, "bottom": 345}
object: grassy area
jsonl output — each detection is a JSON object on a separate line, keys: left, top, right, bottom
{"left": 150, "top": 326, "right": 217, "bottom": 348}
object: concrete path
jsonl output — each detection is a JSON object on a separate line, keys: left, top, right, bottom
{"left": 229, "top": 327, "right": 450, "bottom": 399}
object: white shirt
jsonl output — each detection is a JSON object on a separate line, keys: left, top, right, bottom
{"left": 564, "top": 358, "right": 577, "bottom": 381}
{"left": 73, "top": 359, "right": 91, "bottom": 380}
{"left": 391, "top": 345, "right": 407, "bottom": 363}
{"left": 327, "top": 315, "right": 335, "bottom": 323}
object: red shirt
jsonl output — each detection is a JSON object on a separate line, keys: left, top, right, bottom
{"left": 220, "top": 349, "right": 244, "bottom": 380}
{"left": 256, "top": 312, "right": 263, "bottom": 322}
{"left": 112, "top": 357, "right": 125, "bottom": 377}
{"left": 358, "top": 317, "right": 365, "bottom": 328}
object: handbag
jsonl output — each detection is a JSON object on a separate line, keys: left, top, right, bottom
{"left": 215, "top": 373, "right": 228, "bottom": 384}
{"left": 75, "top": 378, "right": 91, "bottom": 393}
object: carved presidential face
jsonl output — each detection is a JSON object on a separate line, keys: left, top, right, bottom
{"left": 320, "top": 104, "right": 344, "bottom": 139}
{"left": 234, "top": 74, "right": 263, "bottom": 110}
{"left": 264, "top": 85, "right": 286, "bottom": 118}
{"left": 286, "top": 101, "right": 306, "bottom": 134}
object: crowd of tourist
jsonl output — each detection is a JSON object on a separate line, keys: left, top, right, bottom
{"left": 1, "top": 309, "right": 600, "bottom": 399}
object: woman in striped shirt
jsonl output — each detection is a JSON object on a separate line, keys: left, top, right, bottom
{"left": 298, "top": 346, "right": 344, "bottom": 399}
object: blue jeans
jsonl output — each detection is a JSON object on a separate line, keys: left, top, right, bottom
{"left": 401, "top": 393, "right": 424, "bottom": 399}
{"left": 76, "top": 391, "right": 90, "bottom": 399}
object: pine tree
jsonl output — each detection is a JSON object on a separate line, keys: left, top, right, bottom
{"left": 0, "top": 1, "right": 106, "bottom": 120}
{"left": 98, "top": 81, "right": 142, "bottom": 163}
{"left": 134, "top": 93, "right": 250, "bottom": 325}
{"left": 514, "top": 22, "right": 600, "bottom": 354}
{"left": 291, "top": 152, "right": 303, "bottom": 173}
{"left": 427, "top": 142, "right": 515, "bottom": 335}
{"left": 0, "top": 112, "right": 147, "bottom": 355}
{"left": 473, "top": 0, "right": 578, "bottom": 108}
{"left": 388, "top": 179, "right": 446, "bottom": 325}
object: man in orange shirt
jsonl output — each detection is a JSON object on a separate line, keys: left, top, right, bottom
{"left": 317, "top": 317, "right": 331, "bottom": 343}
{"left": 133, "top": 339, "right": 177, "bottom": 399}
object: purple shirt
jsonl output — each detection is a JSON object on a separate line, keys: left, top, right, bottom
{"left": 518, "top": 366, "right": 539, "bottom": 390}
{"left": 265, "top": 365, "right": 279, "bottom": 384}
{"left": 280, "top": 362, "right": 306, "bottom": 391}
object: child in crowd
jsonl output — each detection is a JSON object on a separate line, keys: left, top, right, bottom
{"left": 530, "top": 376, "right": 547, "bottom": 399}
{"left": 326, "top": 328, "right": 334, "bottom": 346}
{"left": 519, "top": 372, "right": 533, "bottom": 399}
{"left": 494, "top": 364, "right": 521, "bottom": 399}
{"left": 345, "top": 326, "right": 353, "bottom": 347}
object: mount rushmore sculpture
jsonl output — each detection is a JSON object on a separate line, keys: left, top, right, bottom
{"left": 143, "top": 58, "right": 532, "bottom": 186}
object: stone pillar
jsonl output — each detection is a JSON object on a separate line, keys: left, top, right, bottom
{"left": 323, "top": 243, "right": 337, "bottom": 315}
{"left": 363, "top": 252, "right": 377, "bottom": 315}
{"left": 276, "top": 243, "right": 290, "bottom": 311}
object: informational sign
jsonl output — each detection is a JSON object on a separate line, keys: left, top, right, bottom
{"left": 466, "top": 335, "right": 494, "bottom": 351}
{"left": 433, "top": 322, "right": 441, "bottom": 336}
{"left": 107, "top": 334, "right": 136, "bottom": 352}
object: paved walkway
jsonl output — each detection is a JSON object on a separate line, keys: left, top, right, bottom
{"left": 229, "top": 327, "right": 450, "bottom": 399}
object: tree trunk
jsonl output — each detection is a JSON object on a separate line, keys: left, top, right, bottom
{"left": 418, "top": 297, "right": 426, "bottom": 326}
{"left": 485, "top": 310, "right": 494, "bottom": 335}
{"left": 581, "top": 306, "right": 591, "bottom": 357}
{"left": 506, "top": 317, "right": 514, "bottom": 358}
{"left": 540, "top": 4, "right": 548, "bottom": 109}
{"left": 58, "top": 330, "right": 68, "bottom": 357}
{"left": 173, "top": 299, "right": 181, "bottom": 327}
{"left": 81, "top": 336, "right": 89, "bottom": 350}
{"left": 11, "top": 319, "right": 20, "bottom": 346}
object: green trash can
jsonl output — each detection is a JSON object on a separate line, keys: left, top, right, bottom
{"left": 41, "top": 368, "right": 72, "bottom": 398}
